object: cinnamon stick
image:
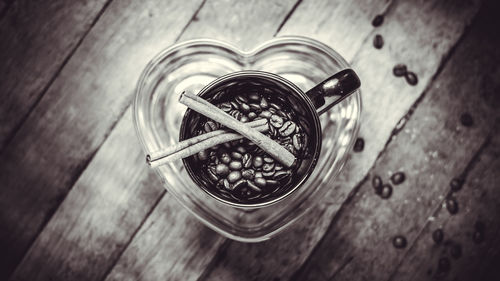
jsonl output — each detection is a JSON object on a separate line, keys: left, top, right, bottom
{"left": 147, "top": 119, "right": 267, "bottom": 167}
{"left": 179, "top": 91, "right": 296, "bottom": 167}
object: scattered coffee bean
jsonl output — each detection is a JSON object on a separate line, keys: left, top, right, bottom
{"left": 248, "top": 112, "right": 257, "bottom": 119}
{"left": 247, "top": 180, "right": 262, "bottom": 192}
{"left": 260, "top": 110, "right": 272, "bottom": 118}
{"left": 242, "top": 169, "right": 255, "bottom": 180}
{"left": 393, "top": 64, "right": 407, "bottom": 77}
{"left": 405, "top": 71, "right": 418, "bottom": 86}
{"left": 268, "top": 107, "right": 277, "bottom": 114}
{"left": 373, "top": 34, "right": 384, "bottom": 49}
{"left": 432, "top": 229, "right": 444, "bottom": 244}
{"left": 223, "top": 179, "right": 231, "bottom": 190}
{"left": 392, "top": 235, "right": 407, "bottom": 249}
{"left": 228, "top": 171, "right": 242, "bottom": 183}
{"left": 472, "top": 230, "right": 484, "bottom": 244}
{"left": 240, "top": 116, "right": 249, "bottom": 123}
{"left": 220, "top": 152, "right": 231, "bottom": 164}
{"left": 263, "top": 170, "right": 275, "bottom": 177}
{"left": 438, "top": 257, "right": 451, "bottom": 272}
{"left": 254, "top": 177, "right": 267, "bottom": 188}
{"left": 270, "top": 102, "right": 282, "bottom": 111}
{"left": 236, "top": 146, "right": 246, "bottom": 154}
{"left": 236, "top": 95, "right": 248, "bottom": 104}
{"left": 266, "top": 179, "right": 279, "bottom": 186}
{"left": 450, "top": 177, "right": 464, "bottom": 192}
{"left": 255, "top": 171, "right": 263, "bottom": 178}
{"left": 229, "top": 161, "right": 242, "bottom": 170}
{"left": 242, "top": 153, "right": 252, "bottom": 168}
{"left": 240, "top": 103, "right": 250, "bottom": 113}
{"left": 390, "top": 171, "right": 406, "bottom": 185}
{"left": 372, "top": 175, "right": 383, "bottom": 194}
{"left": 230, "top": 101, "right": 239, "bottom": 110}
{"left": 260, "top": 97, "right": 269, "bottom": 109}
{"left": 450, "top": 243, "right": 462, "bottom": 259}
{"left": 220, "top": 102, "right": 232, "bottom": 112}
{"left": 372, "top": 14, "right": 384, "bottom": 27}
{"left": 231, "top": 152, "right": 242, "bottom": 160}
{"left": 380, "top": 184, "right": 393, "bottom": 199}
{"left": 233, "top": 179, "right": 248, "bottom": 192}
{"left": 446, "top": 197, "right": 459, "bottom": 214}
{"left": 273, "top": 170, "right": 290, "bottom": 181}
{"left": 274, "top": 164, "right": 283, "bottom": 171}
{"left": 208, "top": 167, "right": 219, "bottom": 181}
{"left": 253, "top": 156, "right": 263, "bottom": 168}
{"left": 460, "top": 112, "right": 474, "bottom": 127}
{"left": 263, "top": 162, "right": 275, "bottom": 172}
{"left": 293, "top": 134, "right": 303, "bottom": 151}
{"left": 215, "top": 163, "right": 230, "bottom": 177}
{"left": 280, "top": 121, "right": 296, "bottom": 137}
{"left": 263, "top": 157, "right": 274, "bottom": 164}
{"left": 270, "top": 115, "right": 284, "bottom": 128}
{"left": 353, "top": 137, "right": 364, "bottom": 152}
{"left": 249, "top": 93, "right": 260, "bottom": 101}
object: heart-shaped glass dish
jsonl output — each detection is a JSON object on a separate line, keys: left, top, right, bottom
{"left": 133, "top": 37, "right": 361, "bottom": 242}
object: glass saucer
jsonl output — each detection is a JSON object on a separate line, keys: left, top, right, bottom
{"left": 133, "top": 36, "right": 361, "bottom": 242}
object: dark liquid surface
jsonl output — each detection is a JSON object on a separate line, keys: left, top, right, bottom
{"left": 180, "top": 76, "right": 320, "bottom": 205}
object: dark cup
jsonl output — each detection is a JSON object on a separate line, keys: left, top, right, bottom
{"left": 179, "top": 70, "right": 360, "bottom": 207}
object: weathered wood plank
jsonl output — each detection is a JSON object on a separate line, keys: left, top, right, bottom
{"left": 0, "top": 0, "right": 110, "bottom": 150}
{"left": 0, "top": 0, "right": 203, "bottom": 279}
{"left": 10, "top": 0, "right": 299, "bottom": 280}
{"left": 290, "top": 1, "right": 499, "bottom": 279}
{"left": 198, "top": 0, "right": 482, "bottom": 280}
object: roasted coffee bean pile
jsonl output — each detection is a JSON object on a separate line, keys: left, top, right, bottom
{"left": 193, "top": 91, "right": 308, "bottom": 203}
{"left": 371, "top": 171, "right": 405, "bottom": 199}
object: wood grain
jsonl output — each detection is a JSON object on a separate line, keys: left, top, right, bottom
{"left": 9, "top": 0, "right": 299, "bottom": 280}
{"left": 290, "top": 2, "right": 499, "bottom": 279}
{"left": 0, "top": 0, "right": 110, "bottom": 150}
{"left": 0, "top": 0, "right": 203, "bottom": 279}
{"left": 198, "top": 0, "right": 482, "bottom": 280}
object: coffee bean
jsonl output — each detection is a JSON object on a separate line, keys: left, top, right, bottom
{"left": 438, "top": 257, "right": 451, "bottom": 272}
{"left": 204, "top": 120, "right": 218, "bottom": 132}
{"left": 450, "top": 243, "right": 462, "bottom": 259}
{"left": 230, "top": 101, "right": 239, "bottom": 110}
{"left": 373, "top": 34, "right": 384, "bottom": 49}
{"left": 240, "top": 116, "right": 249, "bottom": 123}
{"left": 393, "top": 64, "right": 407, "bottom": 77}
{"left": 450, "top": 177, "right": 464, "bottom": 192}
{"left": 274, "top": 164, "right": 283, "bottom": 171}
{"left": 248, "top": 112, "right": 257, "bottom": 119}
{"left": 278, "top": 110, "right": 288, "bottom": 118}
{"left": 242, "top": 153, "right": 252, "bottom": 168}
{"left": 390, "top": 172, "right": 406, "bottom": 185}
{"left": 253, "top": 156, "right": 263, "bottom": 168}
{"left": 372, "top": 14, "right": 384, "bottom": 27}
{"left": 231, "top": 152, "right": 242, "bottom": 159}
{"left": 372, "top": 175, "right": 383, "bottom": 193}
{"left": 229, "top": 161, "right": 242, "bottom": 170}
{"left": 273, "top": 170, "right": 290, "bottom": 181}
{"left": 220, "top": 153, "right": 231, "bottom": 164}
{"left": 215, "top": 163, "right": 230, "bottom": 176}
{"left": 259, "top": 110, "right": 272, "bottom": 118}
{"left": 392, "top": 235, "right": 407, "bottom": 249}
{"left": 242, "top": 169, "right": 255, "bottom": 180}
{"left": 270, "top": 115, "right": 284, "bottom": 128}
{"left": 255, "top": 171, "right": 263, "bottom": 178}
{"left": 279, "top": 121, "right": 296, "bottom": 137}
{"left": 236, "top": 146, "right": 246, "bottom": 154}
{"left": 247, "top": 180, "right": 262, "bottom": 192}
{"left": 266, "top": 179, "right": 279, "bottom": 186}
{"left": 220, "top": 102, "right": 232, "bottom": 112}
{"left": 236, "top": 95, "right": 248, "bottom": 104}
{"left": 432, "top": 229, "right": 444, "bottom": 244}
{"left": 228, "top": 171, "right": 242, "bottom": 183}
{"left": 268, "top": 123, "right": 278, "bottom": 137}
{"left": 446, "top": 197, "right": 458, "bottom": 214}
{"left": 353, "top": 137, "right": 364, "bottom": 152}
{"left": 263, "top": 170, "right": 275, "bottom": 177}
{"left": 240, "top": 103, "right": 250, "bottom": 113}
{"left": 263, "top": 162, "right": 275, "bottom": 172}
{"left": 207, "top": 166, "right": 219, "bottom": 181}
{"left": 268, "top": 107, "right": 277, "bottom": 114}
{"left": 293, "top": 134, "right": 303, "bottom": 151}
{"left": 198, "top": 150, "right": 209, "bottom": 161}
{"left": 249, "top": 93, "right": 260, "bottom": 101}
{"left": 223, "top": 179, "right": 231, "bottom": 190}
{"left": 270, "top": 102, "right": 282, "bottom": 111}
{"left": 380, "top": 184, "right": 392, "bottom": 199}
{"left": 260, "top": 97, "right": 269, "bottom": 109}
{"left": 263, "top": 157, "right": 274, "bottom": 163}
{"left": 254, "top": 177, "right": 267, "bottom": 188}
{"left": 472, "top": 230, "right": 484, "bottom": 244}
{"left": 405, "top": 71, "right": 418, "bottom": 86}
{"left": 460, "top": 112, "right": 473, "bottom": 127}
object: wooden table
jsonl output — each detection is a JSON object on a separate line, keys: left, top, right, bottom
{"left": 1, "top": 0, "right": 499, "bottom": 280}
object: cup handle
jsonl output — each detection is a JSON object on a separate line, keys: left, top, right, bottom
{"left": 305, "top": 69, "right": 361, "bottom": 115}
